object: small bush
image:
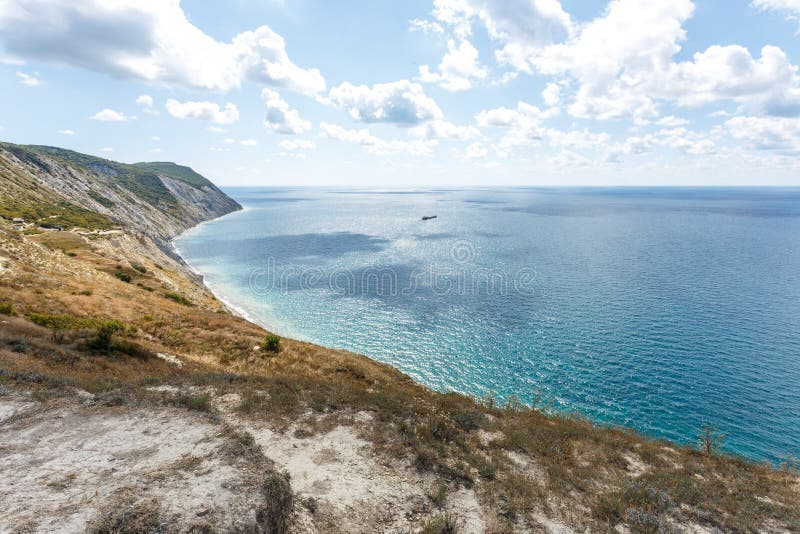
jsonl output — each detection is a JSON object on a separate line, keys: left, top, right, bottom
{"left": 263, "top": 333, "right": 281, "bottom": 353}
{"left": 476, "top": 456, "right": 498, "bottom": 480}
{"left": 27, "top": 312, "right": 95, "bottom": 330}
{"left": 176, "top": 393, "right": 212, "bottom": 412}
{"left": 698, "top": 424, "right": 724, "bottom": 457}
{"left": 87, "top": 321, "right": 126, "bottom": 353}
{"left": 11, "top": 338, "right": 26, "bottom": 353}
{"left": 111, "top": 339, "right": 155, "bottom": 360}
{"left": 130, "top": 261, "right": 147, "bottom": 273}
{"left": 430, "top": 483, "right": 447, "bottom": 507}
{"left": 451, "top": 409, "right": 484, "bottom": 431}
{"left": 90, "top": 497, "right": 166, "bottom": 534}
{"left": 420, "top": 513, "right": 460, "bottom": 534}
{"left": 301, "top": 496, "right": 318, "bottom": 514}
{"left": 256, "top": 473, "right": 293, "bottom": 534}
{"left": 0, "top": 302, "right": 15, "bottom": 316}
{"left": 163, "top": 291, "right": 193, "bottom": 306}
{"left": 114, "top": 271, "right": 131, "bottom": 283}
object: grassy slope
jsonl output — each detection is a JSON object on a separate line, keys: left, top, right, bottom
{"left": 0, "top": 221, "right": 798, "bottom": 533}
{"left": 0, "top": 143, "right": 240, "bottom": 233}
{"left": 131, "top": 161, "right": 217, "bottom": 189}
{"left": 6, "top": 144, "right": 181, "bottom": 211}
{"left": 0, "top": 149, "right": 116, "bottom": 230}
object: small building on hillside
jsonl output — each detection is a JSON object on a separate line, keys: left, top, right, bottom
{"left": 12, "top": 217, "right": 24, "bottom": 224}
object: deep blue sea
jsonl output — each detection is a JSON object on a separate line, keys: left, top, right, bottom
{"left": 174, "top": 187, "right": 800, "bottom": 463}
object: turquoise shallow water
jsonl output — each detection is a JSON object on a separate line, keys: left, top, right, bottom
{"left": 175, "top": 187, "right": 800, "bottom": 463}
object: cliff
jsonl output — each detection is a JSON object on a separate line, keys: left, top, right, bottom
{"left": 0, "top": 142, "right": 240, "bottom": 255}
{"left": 0, "top": 144, "right": 797, "bottom": 533}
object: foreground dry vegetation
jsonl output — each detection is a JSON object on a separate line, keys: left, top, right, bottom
{"left": 1, "top": 224, "right": 799, "bottom": 534}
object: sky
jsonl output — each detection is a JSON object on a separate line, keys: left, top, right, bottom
{"left": 2, "top": 0, "right": 800, "bottom": 186}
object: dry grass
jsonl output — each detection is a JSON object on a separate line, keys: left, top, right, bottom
{"left": 1, "top": 227, "right": 799, "bottom": 532}
{"left": 89, "top": 492, "right": 168, "bottom": 534}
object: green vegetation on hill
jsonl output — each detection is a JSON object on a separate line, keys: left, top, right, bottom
{"left": 132, "top": 162, "right": 215, "bottom": 189}
{"left": 13, "top": 144, "right": 180, "bottom": 211}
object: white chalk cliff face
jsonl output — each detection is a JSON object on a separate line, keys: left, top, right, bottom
{"left": 0, "top": 143, "right": 241, "bottom": 249}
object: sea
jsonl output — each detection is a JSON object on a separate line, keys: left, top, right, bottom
{"left": 174, "top": 187, "right": 800, "bottom": 463}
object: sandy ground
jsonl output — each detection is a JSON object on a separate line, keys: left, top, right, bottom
{"left": 0, "top": 396, "right": 266, "bottom": 533}
{"left": 242, "top": 419, "right": 485, "bottom": 533}
{"left": 0, "top": 389, "right": 488, "bottom": 533}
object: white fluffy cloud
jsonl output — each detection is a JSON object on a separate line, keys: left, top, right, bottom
{"left": 165, "top": 99, "right": 239, "bottom": 124}
{"left": 522, "top": 0, "right": 800, "bottom": 120}
{"left": 542, "top": 82, "right": 560, "bottom": 107}
{"left": 476, "top": 101, "right": 556, "bottom": 127}
{"left": 476, "top": 101, "right": 557, "bottom": 154}
{"left": 90, "top": 108, "right": 132, "bottom": 122}
{"left": 279, "top": 139, "right": 316, "bottom": 151}
{"left": 16, "top": 71, "right": 42, "bottom": 86}
{"left": 723, "top": 116, "right": 800, "bottom": 152}
{"left": 58, "top": 129, "right": 76, "bottom": 135}
{"left": 409, "top": 120, "right": 480, "bottom": 140}
{"left": 431, "top": 0, "right": 573, "bottom": 58}
{"left": 328, "top": 80, "right": 443, "bottom": 125}
{"left": 321, "top": 122, "right": 437, "bottom": 156}
{"left": 422, "top": 0, "right": 800, "bottom": 122}
{"left": 136, "top": 94, "right": 153, "bottom": 108}
{"left": 409, "top": 18, "right": 444, "bottom": 34}
{"left": 606, "top": 127, "right": 716, "bottom": 162}
{"left": 0, "top": 0, "right": 325, "bottom": 94}
{"left": 262, "top": 89, "right": 312, "bottom": 134}
{"left": 753, "top": 0, "right": 800, "bottom": 18}
{"left": 418, "top": 39, "right": 487, "bottom": 91}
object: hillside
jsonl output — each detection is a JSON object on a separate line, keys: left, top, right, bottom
{"left": 0, "top": 145, "right": 798, "bottom": 533}
{"left": 0, "top": 142, "right": 240, "bottom": 254}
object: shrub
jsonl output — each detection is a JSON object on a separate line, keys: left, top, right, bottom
{"left": 11, "top": 338, "right": 26, "bottom": 353}
{"left": 698, "top": 424, "right": 724, "bottom": 457}
{"left": 90, "top": 497, "right": 166, "bottom": 534}
{"left": 176, "top": 393, "right": 212, "bottom": 412}
{"left": 163, "top": 291, "right": 193, "bottom": 306}
{"left": 88, "top": 321, "right": 126, "bottom": 353}
{"left": 114, "top": 271, "right": 131, "bottom": 283}
{"left": 301, "top": 496, "right": 318, "bottom": 514}
{"left": 111, "top": 339, "right": 155, "bottom": 360}
{"left": 476, "top": 456, "right": 498, "bottom": 480}
{"left": 27, "top": 312, "right": 94, "bottom": 330}
{"left": 0, "top": 302, "right": 15, "bottom": 316}
{"left": 263, "top": 333, "right": 281, "bottom": 353}
{"left": 430, "top": 483, "right": 447, "bottom": 507}
{"left": 256, "top": 473, "right": 293, "bottom": 534}
{"left": 420, "top": 513, "right": 460, "bottom": 534}
{"left": 451, "top": 408, "right": 484, "bottom": 431}
{"left": 130, "top": 261, "right": 147, "bottom": 274}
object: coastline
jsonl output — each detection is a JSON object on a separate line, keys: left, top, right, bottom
{"left": 170, "top": 205, "right": 289, "bottom": 336}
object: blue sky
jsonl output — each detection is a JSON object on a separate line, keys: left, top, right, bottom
{"left": 2, "top": 0, "right": 800, "bottom": 186}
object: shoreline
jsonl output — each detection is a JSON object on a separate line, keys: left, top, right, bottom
{"left": 170, "top": 205, "right": 291, "bottom": 337}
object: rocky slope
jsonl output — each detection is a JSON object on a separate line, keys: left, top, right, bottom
{"left": 0, "top": 142, "right": 240, "bottom": 254}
